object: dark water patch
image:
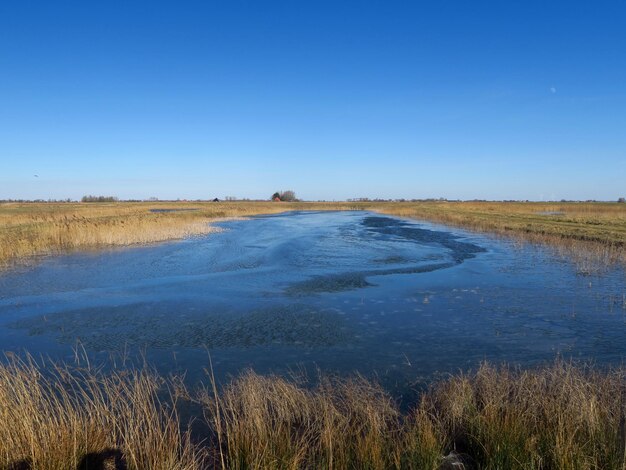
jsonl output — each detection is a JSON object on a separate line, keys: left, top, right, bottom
{"left": 9, "top": 303, "right": 352, "bottom": 350}
{"left": 285, "top": 262, "right": 454, "bottom": 295}
{"left": 363, "top": 216, "right": 485, "bottom": 263}
{"left": 285, "top": 273, "right": 375, "bottom": 296}
{"left": 373, "top": 255, "right": 410, "bottom": 264}
{"left": 370, "top": 262, "right": 455, "bottom": 276}
{"left": 282, "top": 214, "right": 481, "bottom": 295}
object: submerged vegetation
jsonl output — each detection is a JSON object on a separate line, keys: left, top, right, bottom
{"left": 0, "top": 358, "right": 624, "bottom": 469}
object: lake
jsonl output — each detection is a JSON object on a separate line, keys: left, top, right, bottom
{"left": 1, "top": 211, "right": 624, "bottom": 394}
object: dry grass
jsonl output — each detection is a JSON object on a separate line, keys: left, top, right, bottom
{"left": 2, "top": 200, "right": 625, "bottom": 273}
{"left": 425, "top": 361, "right": 626, "bottom": 470}
{"left": 0, "top": 359, "right": 624, "bottom": 469}
{"left": 373, "top": 201, "right": 626, "bottom": 271}
{"left": 0, "top": 201, "right": 357, "bottom": 269}
{"left": 200, "top": 362, "right": 626, "bottom": 470}
{"left": 0, "top": 354, "right": 204, "bottom": 470}
{"left": 199, "top": 371, "right": 443, "bottom": 469}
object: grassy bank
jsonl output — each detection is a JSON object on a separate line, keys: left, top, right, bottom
{"left": 0, "top": 201, "right": 357, "bottom": 269}
{"left": 372, "top": 201, "right": 626, "bottom": 270}
{"left": 1, "top": 358, "right": 624, "bottom": 469}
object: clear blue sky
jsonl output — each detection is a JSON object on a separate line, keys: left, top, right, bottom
{"left": 1, "top": 1, "right": 625, "bottom": 201}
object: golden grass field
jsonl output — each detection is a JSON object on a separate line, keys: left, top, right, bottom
{"left": 1, "top": 200, "right": 625, "bottom": 271}
{"left": 1, "top": 358, "right": 624, "bottom": 469}
{"left": 0, "top": 201, "right": 357, "bottom": 269}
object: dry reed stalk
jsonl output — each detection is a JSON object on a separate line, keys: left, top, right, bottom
{"left": 0, "top": 355, "right": 204, "bottom": 470}
{"left": 198, "top": 370, "right": 444, "bottom": 469}
{"left": 0, "top": 202, "right": 359, "bottom": 269}
{"left": 425, "top": 361, "right": 626, "bottom": 469}
{"left": 0, "top": 357, "right": 624, "bottom": 469}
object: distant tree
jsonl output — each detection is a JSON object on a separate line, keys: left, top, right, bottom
{"left": 619, "top": 197, "right": 626, "bottom": 203}
{"left": 270, "top": 190, "right": 298, "bottom": 202}
{"left": 81, "top": 195, "right": 119, "bottom": 203}
{"left": 280, "top": 190, "right": 297, "bottom": 202}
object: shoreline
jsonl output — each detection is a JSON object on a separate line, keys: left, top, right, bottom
{"left": 0, "top": 202, "right": 357, "bottom": 271}
{"left": 2, "top": 201, "right": 625, "bottom": 273}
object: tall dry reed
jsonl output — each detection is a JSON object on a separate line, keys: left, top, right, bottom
{"left": 199, "top": 362, "right": 626, "bottom": 470}
{"left": 0, "top": 201, "right": 358, "bottom": 269}
{"left": 425, "top": 361, "right": 626, "bottom": 469}
{"left": 0, "top": 358, "right": 624, "bottom": 469}
{"left": 198, "top": 370, "right": 443, "bottom": 469}
{"left": 0, "top": 355, "right": 204, "bottom": 470}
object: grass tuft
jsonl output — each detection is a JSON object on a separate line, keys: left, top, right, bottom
{"left": 0, "top": 359, "right": 624, "bottom": 468}
{"left": 0, "top": 355, "right": 204, "bottom": 470}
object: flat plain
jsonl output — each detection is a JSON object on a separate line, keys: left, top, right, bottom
{"left": 1, "top": 200, "right": 626, "bottom": 469}
{"left": 2, "top": 200, "right": 625, "bottom": 269}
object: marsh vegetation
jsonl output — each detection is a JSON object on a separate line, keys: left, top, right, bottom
{"left": 2, "top": 200, "right": 624, "bottom": 271}
{"left": 0, "top": 201, "right": 356, "bottom": 269}
{"left": 1, "top": 203, "right": 625, "bottom": 468}
{"left": 1, "top": 358, "right": 624, "bottom": 469}
{"left": 374, "top": 201, "right": 626, "bottom": 270}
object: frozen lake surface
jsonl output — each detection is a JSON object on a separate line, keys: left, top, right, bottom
{"left": 1, "top": 211, "right": 625, "bottom": 391}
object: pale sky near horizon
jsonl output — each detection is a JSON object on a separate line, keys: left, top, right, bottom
{"left": 1, "top": 1, "right": 625, "bottom": 201}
